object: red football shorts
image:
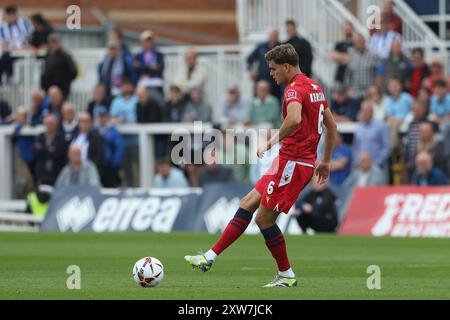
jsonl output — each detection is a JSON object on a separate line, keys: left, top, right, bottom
{"left": 255, "top": 156, "right": 315, "bottom": 214}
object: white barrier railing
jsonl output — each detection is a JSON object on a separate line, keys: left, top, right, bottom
{"left": 0, "top": 121, "right": 358, "bottom": 200}
{"left": 2, "top": 45, "right": 254, "bottom": 124}
{"left": 0, "top": 122, "right": 212, "bottom": 200}
{"left": 236, "top": 0, "right": 369, "bottom": 88}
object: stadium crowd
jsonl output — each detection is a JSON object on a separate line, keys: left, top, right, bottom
{"left": 1, "top": 2, "right": 450, "bottom": 229}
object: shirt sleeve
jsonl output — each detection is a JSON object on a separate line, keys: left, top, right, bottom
{"left": 284, "top": 87, "right": 304, "bottom": 106}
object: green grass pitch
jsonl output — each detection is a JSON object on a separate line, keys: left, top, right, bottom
{"left": 0, "top": 232, "right": 449, "bottom": 299}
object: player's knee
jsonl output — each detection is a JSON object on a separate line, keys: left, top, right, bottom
{"left": 239, "top": 194, "right": 259, "bottom": 213}
{"left": 255, "top": 213, "right": 272, "bottom": 230}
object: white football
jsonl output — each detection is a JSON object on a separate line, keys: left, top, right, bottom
{"left": 132, "top": 257, "right": 164, "bottom": 287}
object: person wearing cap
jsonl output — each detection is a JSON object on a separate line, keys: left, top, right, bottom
{"left": 98, "top": 39, "right": 136, "bottom": 98}
{"left": 94, "top": 106, "right": 124, "bottom": 187}
{"left": 330, "top": 82, "right": 360, "bottom": 122}
{"left": 26, "top": 179, "right": 54, "bottom": 218}
{"left": 55, "top": 144, "right": 101, "bottom": 189}
{"left": 133, "top": 30, "right": 164, "bottom": 106}
{"left": 40, "top": 33, "right": 77, "bottom": 99}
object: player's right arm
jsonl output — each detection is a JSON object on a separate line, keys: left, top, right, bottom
{"left": 315, "top": 108, "right": 337, "bottom": 184}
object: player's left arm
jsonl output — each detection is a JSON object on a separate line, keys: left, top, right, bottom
{"left": 257, "top": 101, "right": 301, "bottom": 158}
{"left": 315, "top": 108, "right": 337, "bottom": 184}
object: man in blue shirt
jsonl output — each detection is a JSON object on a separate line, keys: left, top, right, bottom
{"left": 385, "top": 77, "right": 413, "bottom": 121}
{"left": 153, "top": 158, "right": 189, "bottom": 188}
{"left": 110, "top": 79, "right": 138, "bottom": 124}
{"left": 430, "top": 79, "right": 450, "bottom": 124}
{"left": 413, "top": 152, "right": 448, "bottom": 186}
{"left": 354, "top": 101, "right": 391, "bottom": 167}
{"left": 330, "top": 133, "right": 352, "bottom": 186}
{"left": 247, "top": 29, "right": 281, "bottom": 100}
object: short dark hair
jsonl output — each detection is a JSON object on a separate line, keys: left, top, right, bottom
{"left": 4, "top": 5, "right": 17, "bottom": 15}
{"left": 285, "top": 19, "right": 296, "bottom": 28}
{"left": 412, "top": 47, "right": 424, "bottom": 57}
{"left": 264, "top": 43, "right": 299, "bottom": 66}
{"left": 170, "top": 85, "right": 181, "bottom": 93}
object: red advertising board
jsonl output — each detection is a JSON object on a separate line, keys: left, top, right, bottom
{"left": 339, "top": 186, "right": 450, "bottom": 237}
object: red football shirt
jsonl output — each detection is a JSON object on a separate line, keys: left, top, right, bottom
{"left": 279, "top": 73, "right": 328, "bottom": 164}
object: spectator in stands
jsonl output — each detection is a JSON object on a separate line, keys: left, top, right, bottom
{"left": 429, "top": 79, "right": 450, "bottom": 125}
{"left": 422, "top": 57, "right": 450, "bottom": 95}
{"left": 46, "top": 85, "right": 65, "bottom": 120}
{"left": 376, "top": 39, "right": 411, "bottom": 92}
{"left": 71, "top": 112, "right": 104, "bottom": 173}
{"left": 164, "top": 85, "right": 187, "bottom": 122}
{"left": 12, "top": 106, "right": 36, "bottom": 182}
{"left": 136, "top": 87, "right": 162, "bottom": 123}
{"left": 33, "top": 115, "right": 68, "bottom": 185}
{"left": 385, "top": 77, "right": 413, "bottom": 127}
{"left": 407, "top": 48, "right": 430, "bottom": 98}
{"left": 87, "top": 83, "right": 111, "bottom": 119}
{"left": 98, "top": 39, "right": 135, "bottom": 98}
{"left": 403, "top": 101, "right": 430, "bottom": 180}
{"left": 108, "top": 27, "right": 132, "bottom": 60}
{"left": 198, "top": 150, "right": 234, "bottom": 187}
{"left": 354, "top": 101, "right": 391, "bottom": 167}
{"left": 329, "top": 133, "right": 352, "bottom": 186}
{"left": 413, "top": 151, "right": 448, "bottom": 186}
{"left": 417, "top": 87, "right": 431, "bottom": 110}
{"left": 365, "top": 84, "right": 387, "bottom": 121}
{"left": 344, "top": 152, "right": 386, "bottom": 190}
{"left": 29, "top": 13, "right": 53, "bottom": 55}
{"left": 153, "top": 157, "right": 189, "bottom": 188}
{"left": 344, "top": 34, "right": 379, "bottom": 102}
{"left": 94, "top": 106, "right": 124, "bottom": 188}
{"left": 110, "top": 79, "right": 138, "bottom": 124}
{"left": 59, "top": 103, "right": 79, "bottom": 143}
{"left": 55, "top": 144, "right": 101, "bottom": 188}
{"left": 26, "top": 179, "right": 53, "bottom": 218}
{"left": 330, "top": 20, "right": 354, "bottom": 83}
{"left": 248, "top": 80, "right": 280, "bottom": 128}
{"left": 416, "top": 122, "right": 447, "bottom": 176}
{"left": 0, "top": 5, "right": 33, "bottom": 84}
{"left": 247, "top": 29, "right": 281, "bottom": 100}
{"left": 174, "top": 48, "right": 207, "bottom": 100}
{"left": 136, "top": 86, "right": 166, "bottom": 160}
{"left": 285, "top": 19, "right": 313, "bottom": 77}
{"left": 110, "top": 79, "right": 138, "bottom": 186}
{"left": 0, "top": 90, "right": 12, "bottom": 124}
{"left": 41, "top": 34, "right": 77, "bottom": 99}
{"left": 369, "top": 15, "right": 401, "bottom": 60}
{"left": 30, "top": 88, "right": 51, "bottom": 126}
{"left": 219, "top": 85, "right": 250, "bottom": 128}
{"left": 218, "top": 130, "right": 250, "bottom": 184}
{"left": 330, "top": 82, "right": 360, "bottom": 122}
{"left": 294, "top": 175, "right": 338, "bottom": 233}
{"left": 182, "top": 87, "right": 212, "bottom": 122}
{"left": 382, "top": 0, "right": 402, "bottom": 34}
{"left": 134, "top": 30, "right": 164, "bottom": 106}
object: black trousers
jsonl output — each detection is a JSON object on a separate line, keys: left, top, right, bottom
{"left": 296, "top": 212, "right": 338, "bottom": 233}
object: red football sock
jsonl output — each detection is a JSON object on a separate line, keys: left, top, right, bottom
{"left": 261, "top": 224, "right": 291, "bottom": 272}
{"left": 211, "top": 208, "right": 253, "bottom": 255}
